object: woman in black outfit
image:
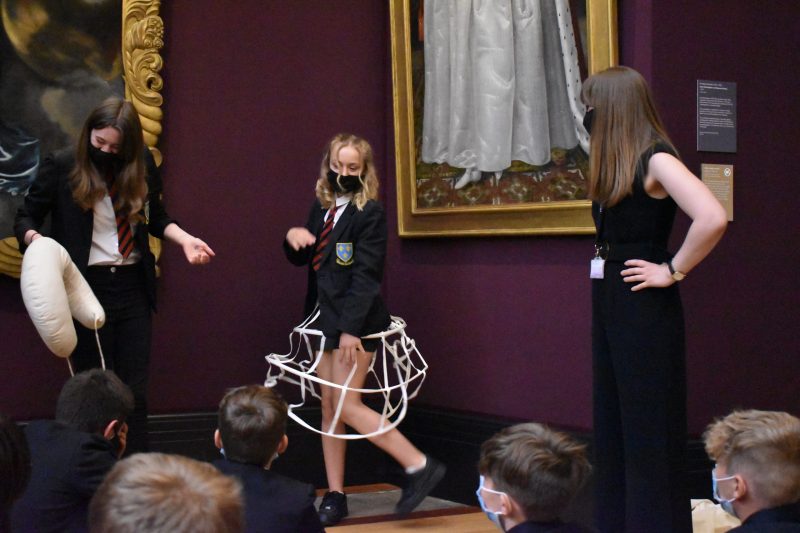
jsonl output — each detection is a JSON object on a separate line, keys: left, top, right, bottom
{"left": 15, "top": 98, "right": 214, "bottom": 453}
{"left": 583, "top": 67, "right": 727, "bottom": 532}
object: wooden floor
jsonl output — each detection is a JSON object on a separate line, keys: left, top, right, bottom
{"left": 332, "top": 511, "right": 497, "bottom": 532}
{"left": 316, "top": 484, "right": 496, "bottom": 532}
{"left": 317, "top": 486, "right": 742, "bottom": 532}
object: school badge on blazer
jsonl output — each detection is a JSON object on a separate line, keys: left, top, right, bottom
{"left": 336, "top": 242, "right": 354, "bottom": 266}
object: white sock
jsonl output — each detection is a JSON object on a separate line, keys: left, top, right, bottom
{"left": 405, "top": 457, "right": 427, "bottom": 475}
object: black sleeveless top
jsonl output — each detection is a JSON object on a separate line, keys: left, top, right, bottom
{"left": 592, "top": 142, "right": 678, "bottom": 263}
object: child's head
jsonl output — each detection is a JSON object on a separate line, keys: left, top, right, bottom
{"left": 704, "top": 409, "right": 800, "bottom": 518}
{"left": 55, "top": 369, "right": 134, "bottom": 435}
{"left": 216, "top": 385, "right": 288, "bottom": 467}
{"left": 89, "top": 453, "right": 243, "bottom": 533}
{"left": 478, "top": 423, "right": 591, "bottom": 524}
{"left": 316, "top": 133, "right": 379, "bottom": 210}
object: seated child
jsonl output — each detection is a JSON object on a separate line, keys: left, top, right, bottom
{"left": 11, "top": 369, "right": 133, "bottom": 532}
{"left": 704, "top": 409, "right": 800, "bottom": 530}
{"left": 477, "top": 422, "right": 596, "bottom": 533}
{"left": 89, "top": 452, "right": 243, "bottom": 533}
{"left": 213, "top": 385, "right": 324, "bottom": 533}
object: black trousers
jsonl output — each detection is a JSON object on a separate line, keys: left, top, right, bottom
{"left": 592, "top": 261, "right": 691, "bottom": 533}
{"left": 72, "top": 263, "right": 152, "bottom": 455}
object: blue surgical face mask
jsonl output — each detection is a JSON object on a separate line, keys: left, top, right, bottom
{"left": 476, "top": 476, "right": 507, "bottom": 531}
{"left": 712, "top": 466, "right": 738, "bottom": 518}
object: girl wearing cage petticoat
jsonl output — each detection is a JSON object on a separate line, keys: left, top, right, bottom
{"left": 282, "top": 133, "right": 445, "bottom": 527}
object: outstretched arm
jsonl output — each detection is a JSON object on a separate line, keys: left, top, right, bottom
{"left": 163, "top": 223, "right": 215, "bottom": 265}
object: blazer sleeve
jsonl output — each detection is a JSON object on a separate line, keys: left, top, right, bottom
{"left": 69, "top": 437, "right": 118, "bottom": 497}
{"left": 297, "top": 483, "right": 325, "bottom": 532}
{"left": 143, "top": 148, "right": 176, "bottom": 238}
{"left": 338, "top": 201, "right": 387, "bottom": 336}
{"left": 14, "top": 152, "right": 62, "bottom": 253}
{"left": 283, "top": 200, "right": 321, "bottom": 266}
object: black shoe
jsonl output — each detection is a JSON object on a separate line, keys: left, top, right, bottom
{"left": 395, "top": 456, "right": 446, "bottom": 516}
{"left": 318, "top": 490, "right": 348, "bottom": 526}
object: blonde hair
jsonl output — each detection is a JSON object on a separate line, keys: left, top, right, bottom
{"left": 479, "top": 423, "right": 591, "bottom": 521}
{"left": 582, "top": 66, "right": 676, "bottom": 207}
{"left": 89, "top": 453, "right": 243, "bottom": 533}
{"left": 70, "top": 97, "right": 148, "bottom": 223}
{"left": 315, "top": 133, "right": 379, "bottom": 210}
{"left": 704, "top": 409, "right": 800, "bottom": 506}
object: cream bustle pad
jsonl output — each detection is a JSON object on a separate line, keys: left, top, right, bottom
{"left": 20, "top": 237, "right": 105, "bottom": 358}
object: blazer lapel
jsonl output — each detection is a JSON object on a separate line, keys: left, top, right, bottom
{"left": 322, "top": 202, "right": 355, "bottom": 264}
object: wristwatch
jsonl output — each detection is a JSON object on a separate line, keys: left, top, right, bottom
{"left": 667, "top": 260, "right": 687, "bottom": 282}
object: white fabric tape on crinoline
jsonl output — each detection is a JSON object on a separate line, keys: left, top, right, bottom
{"left": 265, "top": 309, "right": 428, "bottom": 440}
{"left": 20, "top": 237, "right": 106, "bottom": 373}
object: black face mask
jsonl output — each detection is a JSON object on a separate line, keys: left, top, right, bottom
{"left": 327, "top": 169, "right": 362, "bottom": 194}
{"left": 582, "top": 108, "right": 595, "bottom": 135}
{"left": 88, "top": 144, "right": 122, "bottom": 175}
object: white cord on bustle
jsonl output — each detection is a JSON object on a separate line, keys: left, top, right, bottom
{"left": 94, "top": 315, "right": 106, "bottom": 370}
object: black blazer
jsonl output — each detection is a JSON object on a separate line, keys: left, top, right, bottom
{"left": 507, "top": 520, "right": 598, "bottom": 533}
{"left": 213, "top": 459, "right": 324, "bottom": 533}
{"left": 729, "top": 502, "right": 800, "bottom": 532}
{"left": 284, "top": 199, "right": 390, "bottom": 339}
{"left": 10, "top": 421, "right": 118, "bottom": 533}
{"left": 14, "top": 147, "right": 175, "bottom": 310}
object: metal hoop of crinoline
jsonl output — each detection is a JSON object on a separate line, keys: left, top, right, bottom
{"left": 265, "top": 309, "right": 428, "bottom": 440}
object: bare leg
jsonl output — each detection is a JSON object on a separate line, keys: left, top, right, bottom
{"left": 330, "top": 349, "right": 426, "bottom": 469}
{"left": 317, "top": 351, "right": 347, "bottom": 492}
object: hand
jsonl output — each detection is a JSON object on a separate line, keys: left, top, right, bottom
{"left": 286, "top": 227, "right": 316, "bottom": 251}
{"left": 181, "top": 236, "right": 215, "bottom": 265}
{"left": 621, "top": 259, "right": 674, "bottom": 291}
{"left": 25, "top": 230, "right": 41, "bottom": 245}
{"left": 338, "top": 332, "right": 364, "bottom": 365}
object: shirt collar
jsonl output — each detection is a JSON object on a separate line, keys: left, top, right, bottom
{"left": 334, "top": 194, "right": 352, "bottom": 208}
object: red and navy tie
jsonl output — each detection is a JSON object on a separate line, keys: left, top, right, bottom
{"left": 312, "top": 204, "right": 339, "bottom": 271}
{"left": 108, "top": 182, "right": 134, "bottom": 259}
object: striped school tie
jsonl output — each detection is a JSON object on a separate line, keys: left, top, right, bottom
{"left": 108, "top": 182, "right": 135, "bottom": 259}
{"left": 312, "top": 204, "right": 339, "bottom": 271}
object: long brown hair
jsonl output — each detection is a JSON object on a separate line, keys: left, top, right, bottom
{"left": 70, "top": 98, "right": 147, "bottom": 222}
{"left": 315, "top": 133, "right": 379, "bottom": 210}
{"left": 582, "top": 66, "right": 676, "bottom": 207}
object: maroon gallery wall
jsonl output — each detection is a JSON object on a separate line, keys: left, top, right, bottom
{"left": 1, "top": 1, "right": 798, "bottom": 435}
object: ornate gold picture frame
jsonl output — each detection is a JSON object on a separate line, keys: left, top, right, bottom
{"left": 390, "top": 0, "right": 618, "bottom": 237}
{"left": 0, "top": 0, "right": 164, "bottom": 277}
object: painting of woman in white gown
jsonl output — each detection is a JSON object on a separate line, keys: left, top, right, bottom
{"left": 412, "top": 0, "right": 590, "bottom": 209}
{"left": 0, "top": 0, "right": 122, "bottom": 275}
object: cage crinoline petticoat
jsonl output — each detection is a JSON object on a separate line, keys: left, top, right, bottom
{"left": 265, "top": 308, "right": 428, "bottom": 439}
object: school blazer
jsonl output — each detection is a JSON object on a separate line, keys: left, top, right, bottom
{"left": 10, "top": 421, "right": 119, "bottom": 533}
{"left": 283, "top": 198, "right": 390, "bottom": 339}
{"left": 14, "top": 147, "right": 175, "bottom": 310}
{"left": 213, "top": 459, "right": 324, "bottom": 533}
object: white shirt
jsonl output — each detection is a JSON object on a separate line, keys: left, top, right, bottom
{"left": 325, "top": 194, "right": 352, "bottom": 227}
{"left": 88, "top": 194, "right": 141, "bottom": 266}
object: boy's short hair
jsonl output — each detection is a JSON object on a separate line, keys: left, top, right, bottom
{"left": 55, "top": 369, "right": 134, "bottom": 434}
{"left": 89, "top": 453, "right": 243, "bottom": 533}
{"left": 218, "top": 385, "right": 288, "bottom": 466}
{"left": 479, "top": 423, "right": 591, "bottom": 521}
{"left": 704, "top": 409, "right": 800, "bottom": 506}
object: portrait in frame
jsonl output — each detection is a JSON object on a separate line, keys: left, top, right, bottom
{"left": 390, "top": 0, "right": 618, "bottom": 237}
{"left": 0, "top": 0, "right": 165, "bottom": 277}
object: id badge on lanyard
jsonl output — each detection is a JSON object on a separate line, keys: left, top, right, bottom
{"left": 590, "top": 255, "right": 605, "bottom": 279}
{"left": 590, "top": 205, "right": 605, "bottom": 279}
